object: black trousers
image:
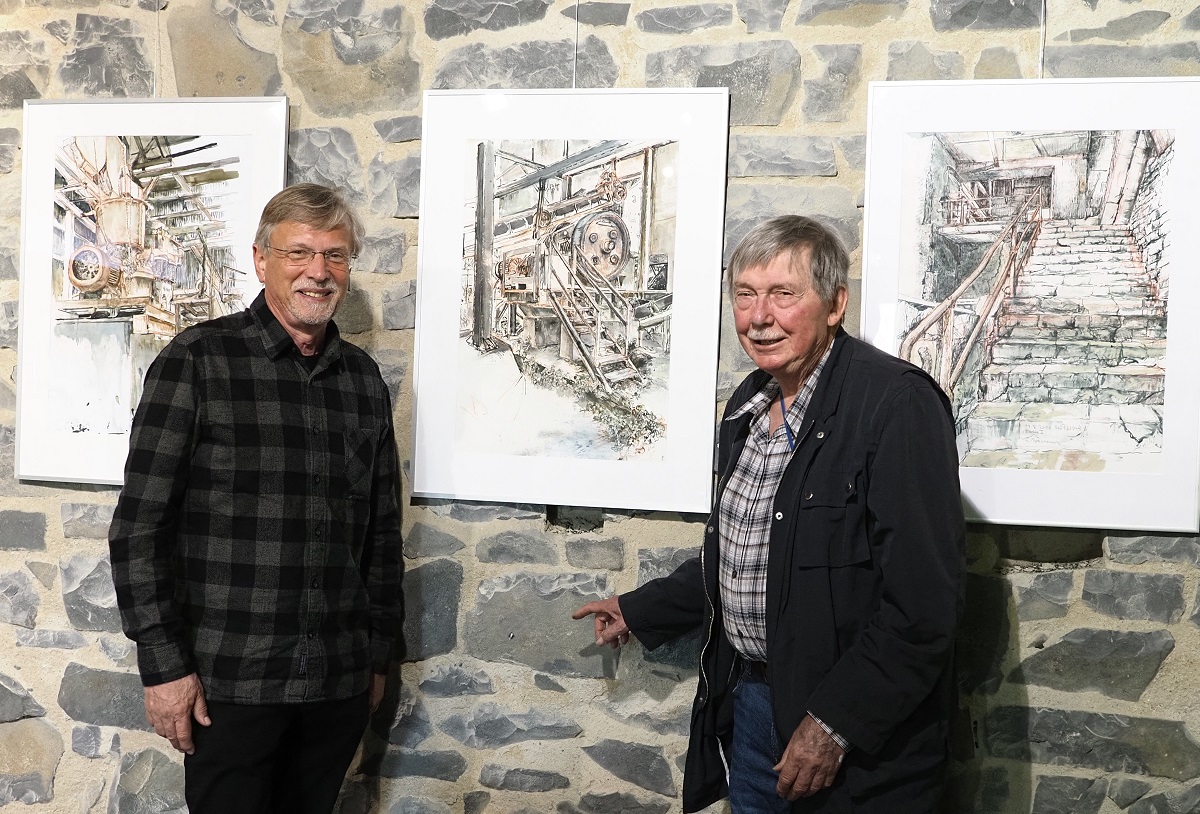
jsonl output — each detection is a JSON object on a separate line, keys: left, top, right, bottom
{"left": 184, "top": 693, "right": 369, "bottom": 814}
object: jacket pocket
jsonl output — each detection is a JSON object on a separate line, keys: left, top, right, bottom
{"left": 793, "top": 469, "right": 870, "bottom": 567}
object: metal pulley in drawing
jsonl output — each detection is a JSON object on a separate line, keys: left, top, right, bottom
{"left": 571, "top": 211, "right": 631, "bottom": 279}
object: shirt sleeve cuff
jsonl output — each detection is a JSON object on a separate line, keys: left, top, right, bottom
{"left": 809, "top": 711, "right": 853, "bottom": 752}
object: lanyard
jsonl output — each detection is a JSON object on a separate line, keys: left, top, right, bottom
{"left": 779, "top": 394, "right": 795, "bottom": 451}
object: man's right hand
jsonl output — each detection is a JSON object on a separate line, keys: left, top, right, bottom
{"left": 144, "top": 673, "right": 211, "bottom": 755}
{"left": 572, "top": 596, "right": 633, "bottom": 649}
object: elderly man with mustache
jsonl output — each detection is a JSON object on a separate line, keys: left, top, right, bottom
{"left": 575, "top": 215, "right": 965, "bottom": 813}
{"left": 109, "top": 184, "right": 403, "bottom": 814}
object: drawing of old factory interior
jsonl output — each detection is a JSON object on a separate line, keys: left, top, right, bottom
{"left": 899, "top": 129, "right": 1172, "bottom": 471}
{"left": 460, "top": 138, "right": 677, "bottom": 450}
{"left": 51, "top": 134, "right": 247, "bottom": 435}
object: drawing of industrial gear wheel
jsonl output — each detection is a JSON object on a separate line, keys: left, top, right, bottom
{"left": 571, "top": 211, "right": 631, "bottom": 279}
{"left": 67, "top": 244, "right": 111, "bottom": 292}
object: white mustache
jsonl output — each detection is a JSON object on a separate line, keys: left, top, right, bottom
{"left": 746, "top": 330, "right": 784, "bottom": 342}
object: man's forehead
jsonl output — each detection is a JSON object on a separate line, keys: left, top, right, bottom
{"left": 272, "top": 221, "right": 352, "bottom": 245}
{"left": 734, "top": 245, "right": 814, "bottom": 285}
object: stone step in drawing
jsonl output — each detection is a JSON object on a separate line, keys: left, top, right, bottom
{"left": 964, "top": 401, "right": 1162, "bottom": 455}
{"left": 979, "top": 362, "right": 1164, "bottom": 405}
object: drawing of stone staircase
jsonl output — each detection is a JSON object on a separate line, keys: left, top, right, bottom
{"left": 551, "top": 291, "right": 641, "bottom": 389}
{"left": 961, "top": 218, "right": 1166, "bottom": 469}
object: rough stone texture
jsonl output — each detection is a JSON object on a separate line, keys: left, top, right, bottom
{"left": 335, "top": 282, "right": 373, "bottom": 334}
{"left": 887, "top": 41, "right": 966, "bottom": 80}
{"left": 374, "top": 116, "right": 422, "bottom": 144}
{"left": 1128, "top": 787, "right": 1200, "bottom": 814}
{"left": 582, "top": 739, "right": 676, "bottom": 796}
{"left": 100, "top": 634, "right": 136, "bottom": 666}
{"left": 987, "top": 706, "right": 1200, "bottom": 780}
{"left": 635, "top": 547, "right": 701, "bottom": 671}
{"left": 974, "top": 46, "right": 1023, "bottom": 78}
{"left": 1009, "top": 628, "right": 1174, "bottom": 701}
{"left": 645, "top": 41, "right": 800, "bottom": 126}
{"left": 1013, "top": 571, "right": 1073, "bottom": 621}
{"left": 383, "top": 280, "right": 418, "bottom": 330}
{"left": 635, "top": 4, "right": 733, "bottom": 33}
{"left": 0, "top": 244, "right": 17, "bottom": 278}
{"left": 535, "top": 673, "right": 565, "bottom": 692}
{"left": 369, "top": 153, "right": 421, "bottom": 219}
{"left": 386, "top": 797, "right": 452, "bottom": 814}
{"left": 796, "top": 0, "right": 904, "bottom": 25}
{"left": 802, "top": 45, "right": 861, "bottom": 122}
{"left": 402, "top": 558, "right": 462, "bottom": 661}
{"left": 0, "top": 570, "right": 38, "bottom": 628}
{"left": 57, "top": 663, "right": 151, "bottom": 731}
{"left": 60, "top": 502, "right": 115, "bottom": 539}
{"left": 548, "top": 506, "right": 605, "bottom": 532}
{"left": 559, "top": 792, "right": 672, "bottom": 814}
{"left": 404, "top": 523, "right": 464, "bottom": 559}
{"left": 930, "top": 0, "right": 1040, "bottom": 29}
{"left": 168, "top": 5, "right": 281, "bottom": 96}
{"left": 423, "top": 500, "right": 543, "bottom": 522}
{"left": 43, "top": 20, "right": 71, "bottom": 43}
{"left": 724, "top": 184, "right": 861, "bottom": 264}
{"left": 288, "top": 128, "right": 366, "bottom": 202}
{"left": 419, "top": 665, "right": 495, "bottom": 696}
{"left": 0, "top": 718, "right": 62, "bottom": 804}
{"left": 1109, "top": 534, "right": 1200, "bottom": 568}
{"left": 836, "top": 135, "right": 867, "bottom": 171}
{"left": 566, "top": 537, "right": 625, "bottom": 570}
{"left": 480, "top": 763, "right": 570, "bottom": 791}
{"left": 1082, "top": 570, "right": 1184, "bottom": 623}
{"left": 0, "top": 511, "right": 46, "bottom": 550}
{"left": 465, "top": 572, "right": 616, "bottom": 677}
{"left": 1110, "top": 778, "right": 1152, "bottom": 808}
{"left": 0, "top": 302, "right": 16, "bottom": 350}
{"left": 1032, "top": 775, "right": 1106, "bottom": 814}
{"left": 15, "top": 629, "right": 88, "bottom": 649}
{"left": 109, "top": 748, "right": 185, "bottom": 814}
{"left": 603, "top": 688, "right": 693, "bottom": 736}
{"left": 737, "top": 0, "right": 788, "bottom": 31}
{"left": 386, "top": 684, "right": 432, "bottom": 748}
{"left": 1004, "top": 528, "right": 1103, "bottom": 563}
{"left": 1045, "top": 44, "right": 1200, "bottom": 78}
{"left": 377, "top": 749, "right": 467, "bottom": 781}
{"left": 360, "top": 230, "right": 409, "bottom": 275}
{"left": 727, "top": 135, "right": 837, "bottom": 177}
{"left": 432, "top": 35, "right": 618, "bottom": 90}
{"left": 562, "top": 2, "right": 630, "bottom": 25}
{"left": 0, "top": 32, "right": 48, "bottom": 108}
{"left": 463, "top": 791, "right": 490, "bottom": 814}
{"left": 477, "top": 530, "right": 559, "bottom": 564}
{"left": 0, "top": 673, "right": 44, "bottom": 723}
{"left": 425, "top": 0, "right": 552, "bottom": 40}
{"left": 71, "top": 725, "right": 103, "bottom": 758}
{"left": 1057, "top": 11, "right": 1171, "bottom": 43}
{"left": 59, "top": 15, "right": 154, "bottom": 97}
{"left": 25, "top": 562, "right": 55, "bottom": 589}
{"left": 60, "top": 555, "right": 121, "bottom": 632}
{"left": 1185, "top": 5, "right": 1200, "bottom": 30}
{"left": 438, "top": 703, "right": 581, "bottom": 748}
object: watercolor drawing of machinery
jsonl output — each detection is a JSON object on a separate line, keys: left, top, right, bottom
{"left": 466, "top": 139, "right": 677, "bottom": 397}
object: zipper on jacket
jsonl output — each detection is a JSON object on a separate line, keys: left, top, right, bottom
{"left": 697, "top": 463, "right": 737, "bottom": 705}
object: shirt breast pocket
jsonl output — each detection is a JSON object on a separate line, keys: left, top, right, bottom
{"left": 342, "top": 426, "right": 379, "bottom": 501}
{"left": 794, "top": 469, "right": 871, "bottom": 568}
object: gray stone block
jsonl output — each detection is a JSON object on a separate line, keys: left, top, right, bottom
{"left": 71, "top": 725, "right": 102, "bottom": 758}
{"left": 1057, "top": 11, "right": 1171, "bottom": 43}
{"left": 59, "top": 14, "right": 153, "bottom": 98}
{"left": 60, "top": 555, "right": 121, "bottom": 632}
{"left": 635, "top": 4, "right": 732, "bottom": 33}
{"left": 480, "top": 763, "right": 570, "bottom": 791}
{"left": 566, "top": 537, "right": 625, "bottom": 570}
{"left": 0, "top": 511, "right": 45, "bottom": 550}
{"left": 425, "top": 0, "right": 551, "bottom": 39}
{"left": 432, "top": 35, "right": 618, "bottom": 90}
{"left": 974, "top": 46, "right": 1023, "bottom": 78}
{"left": 930, "top": 0, "right": 1039, "bottom": 29}
{"left": 334, "top": 282, "right": 373, "bottom": 335}
{"left": 464, "top": 572, "right": 617, "bottom": 678}
{"left": 44, "top": 20, "right": 71, "bottom": 44}
{"left": 419, "top": 665, "right": 494, "bottom": 696}
{"left": 1014, "top": 571, "right": 1073, "bottom": 621}
{"left": 477, "top": 530, "right": 559, "bottom": 564}
{"left": 0, "top": 32, "right": 49, "bottom": 108}
{"left": 288, "top": 128, "right": 365, "bottom": 202}
{"left": 382, "top": 280, "right": 417, "bottom": 331}
{"left": 548, "top": 505, "right": 605, "bottom": 532}
{"left": 836, "top": 135, "right": 867, "bottom": 172}
{"left": 377, "top": 748, "right": 467, "bottom": 780}
{"left": 0, "top": 718, "right": 62, "bottom": 804}
{"left": 360, "top": 230, "right": 408, "bottom": 275}
{"left": 0, "top": 128, "right": 18, "bottom": 173}
{"left": 582, "top": 739, "right": 677, "bottom": 796}
{"left": 0, "top": 570, "right": 38, "bottom": 628}
{"left": 1108, "top": 533, "right": 1200, "bottom": 567}
{"left": 374, "top": 116, "right": 422, "bottom": 144}
{"left": 1003, "top": 528, "right": 1103, "bottom": 563}
{"left": 562, "top": 2, "right": 630, "bottom": 25}
{"left": 438, "top": 702, "right": 581, "bottom": 748}
{"left": 15, "top": 629, "right": 87, "bottom": 649}
{"left": 1128, "top": 788, "right": 1200, "bottom": 814}
{"left": 1109, "top": 777, "right": 1152, "bottom": 808}
{"left": 987, "top": 705, "right": 1200, "bottom": 780}
{"left": 645, "top": 41, "right": 800, "bottom": 126}
{"left": 99, "top": 634, "right": 136, "bottom": 666}
{"left": 0, "top": 245, "right": 17, "bottom": 279}
{"left": 385, "top": 684, "right": 432, "bottom": 748}
{"left": 1083, "top": 570, "right": 1184, "bottom": 623}
{"left": 423, "top": 500, "right": 544, "bottom": 521}
{"left": 0, "top": 673, "right": 44, "bottom": 723}
{"left": 1008, "top": 628, "right": 1174, "bottom": 701}
{"left": 737, "top": 0, "right": 788, "bottom": 31}
{"left": 109, "top": 748, "right": 185, "bottom": 814}
{"left": 1032, "top": 775, "right": 1106, "bottom": 814}
{"left": 636, "top": 548, "right": 701, "bottom": 672}
{"left": 222, "top": 0, "right": 277, "bottom": 24}
{"left": 386, "top": 797, "right": 452, "bottom": 814}
{"left": 802, "top": 44, "right": 861, "bottom": 123}
{"left": 404, "top": 523, "right": 464, "bottom": 559}
{"left": 727, "top": 136, "right": 837, "bottom": 178}
{"left": 369, "top": 153, "right": 421, "bottom": 219}
{"left": 168, "top": 5, "right": 281, "bottom": 97}
{"left": 373, "top": 349, "right": 408, "bottom": 404}
{"left": 56, "top": 663, "right": 151, "bottom": 731}
{"left": 535, "top": 673, "right": 565, "bottom": 692}
{"left": 887, "top": 41, "right": 965, "bottom": 80}
{"left": 796, "top": 0, "right": 903, "bottom": 25}
{"left": 560, "top": 792, "right": 671, "bottom": 814}
{"left": 1045, "top": 43, "right": 1200, "bottom": 78}
{"left": 0, "top": 301, "right": 16, "bottom": 350}
{"left": 603, "top": 690, "right": 692, "bottom": 736}
{"left": 24, "top": 562, "right": 54, "bottom": 589}
{"left": 724, "top": 183, "right": 861, "bottom": 265}
{"left": 402, "top": 558, "right": 462, "bottom": 661}
{"left": 464, "top": 791, "right": 490, "bottom": 814}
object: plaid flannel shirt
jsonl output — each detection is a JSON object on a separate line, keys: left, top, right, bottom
{"left": 109, "top": 291, "right": 404, "bottom": 705}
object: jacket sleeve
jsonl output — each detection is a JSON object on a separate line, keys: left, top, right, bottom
{"left": 619, "top": 556, "right": 707, "bottom": 650}
{"left": 366, "top": 384, "right": 405, "bottom": 673}
{"left": 107, "top": 340, "right": 199, "bottom": 687}
{"left": 806, "top": 376, "right": 966, "bottom": 754}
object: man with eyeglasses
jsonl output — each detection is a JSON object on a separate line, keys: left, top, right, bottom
{"left": 575, "top": 216, "right": 965, "bottom": 813}
{"left": 109, "top": 183, "right": 403, "bottom": 814}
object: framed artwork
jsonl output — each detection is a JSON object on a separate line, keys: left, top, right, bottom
{"left": 862, "top": 79, "right": 1200, "bottom": 532}
{"left": 412, "top": 88, "right": 729, "bottom": 512}
{"left": 16, "top": 97, "right": 288, "bottom": 485}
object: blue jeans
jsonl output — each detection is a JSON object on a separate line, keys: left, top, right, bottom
{"left": 730, "top": 664, "right": 791, "bottom": 814}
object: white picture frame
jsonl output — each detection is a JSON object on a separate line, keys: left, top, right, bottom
{"left": 412, "top": 88, "right": 729, "bottom": 512}
{"left": 862, "top": 79, "right": 1200, "bottom": 532}
{"left": 16, "top": 97, "right": 288, "bottom": 485}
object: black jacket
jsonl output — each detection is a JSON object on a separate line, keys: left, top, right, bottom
{"left": 621, "top": 330, "right": 966, "bottom": 813}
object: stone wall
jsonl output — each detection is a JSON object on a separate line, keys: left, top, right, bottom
{"left": 1, "top": 0, "right": 1200, "bottom": 812}
{"left": 1129, "top": 140, "right": 1171, "bottom": 302}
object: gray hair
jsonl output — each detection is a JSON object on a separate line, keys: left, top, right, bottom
{"left": 253, "top": 183, "right": 364, "bottom": 256}
{"left": 725, "top": 215, "right": 849, "bottom": 304}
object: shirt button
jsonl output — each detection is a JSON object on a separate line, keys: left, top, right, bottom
{"left": 314, "top": 475, "right": 321, "bottom": 484}
{"left": 775, "top": 511, "right": 784, "bottom": 520}
{"left": 707, "top": 526, "right": 714, "bottom": 534}
{"left": 732, "top": 569, "right": 738, "bottom": 578}
{"left": 311, "top": 578, "right": 319, "bottom": 589}
{"left": 315, "top": 528, "right": 323, "bottom": 538}
{"left": 307, "top": 632, "right": 315, "bottom": 639}
{"left": 312, "top": 427, "right": 320, "bottom": 435}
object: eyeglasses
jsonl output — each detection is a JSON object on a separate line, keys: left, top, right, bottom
{"left": 732, "top": 289, "right": 804, "bottom": 310}
{"left": 264, "top": 244, "right": 354, "bottom": 271}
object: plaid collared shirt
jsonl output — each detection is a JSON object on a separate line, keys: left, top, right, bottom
{"left": 717, "top": 345, "right": 831, "bottom": 663}
{"left": 109, "top": 292, "right": 403, "bottom": 704}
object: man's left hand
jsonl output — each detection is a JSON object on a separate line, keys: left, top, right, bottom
{"left": 774, "top": 715, "right": 846, "bottom": 800}
{"left": 370, "top": 674, "right": 386, "bottom": 713}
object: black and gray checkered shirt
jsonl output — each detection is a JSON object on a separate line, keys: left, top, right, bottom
{"left": 718, "top": 346, "right": 831, "bottom": 662}
{"left": 109, "top": 291, "right": 403, "bottom": 705}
